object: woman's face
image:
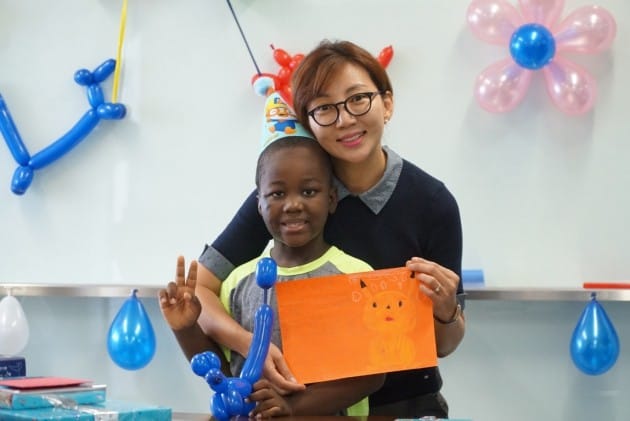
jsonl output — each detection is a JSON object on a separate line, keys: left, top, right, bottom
{"left": 306, "top": 63, "right": 393, "bottom": 166}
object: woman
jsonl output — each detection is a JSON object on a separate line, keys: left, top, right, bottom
{"left": 194, "top": 40, "right": 465, "bottom": 418}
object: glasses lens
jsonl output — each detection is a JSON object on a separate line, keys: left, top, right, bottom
{"left": 312, "top": 106, "right": 338, "bottom": 126}
{"left": 345, "top": 93, "right": 374, "bottom": 116}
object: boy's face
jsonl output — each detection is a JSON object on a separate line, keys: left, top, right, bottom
{"left": 257, "top": 144, "right": 337, "bottom": 250}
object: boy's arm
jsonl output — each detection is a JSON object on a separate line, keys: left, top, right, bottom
{"left": 195, "top": 263, "right": 305, "bottom": 394}
{"left": 172, "top": 323, "right": 230, "bottom": 375}
{"left": 249, "top": 374, "right": 385, "bottom": 417}
{"left": 194, "top": 264, "right": 253, "bottom": 358}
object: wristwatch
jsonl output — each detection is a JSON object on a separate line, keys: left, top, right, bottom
{"left": 434, "top": 302, "right": 462, "bottom": 325}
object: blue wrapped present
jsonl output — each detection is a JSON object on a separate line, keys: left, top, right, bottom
{"left": 0, "top": 399, "right": 171, "bottom": 420}
{"left": 0, "top": 383, "right": 106, "bottom": 410}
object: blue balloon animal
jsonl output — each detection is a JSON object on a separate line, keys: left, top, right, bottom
{"left": 0, "top": 58, "right": 126, "bottom": 195}
{"left": 190, "top": 257, "right": 277, "bottom": 421}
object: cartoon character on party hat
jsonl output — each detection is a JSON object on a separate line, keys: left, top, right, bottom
{"left": 253, "top": 75, "right": 314, "bottom": 151}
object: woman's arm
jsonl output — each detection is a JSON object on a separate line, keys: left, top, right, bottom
{"left": 249, "top": 374, "right": 385, "bottom": 417}
{"left": 414, "top": 184, "right": 466, "bottom": 357}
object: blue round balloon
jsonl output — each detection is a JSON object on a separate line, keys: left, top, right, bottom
{"left": 107, "top": 289, "right": 156, "bottom": 370}
{"left": 570, "top": 296, "right": 619, "bottom": 375}
{"left": 509, "top": 23, "right": 556, "bottom": 70}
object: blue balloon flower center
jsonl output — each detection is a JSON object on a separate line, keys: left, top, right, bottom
{"left": 509, "top": 23, "right": 556, "bottom": 70}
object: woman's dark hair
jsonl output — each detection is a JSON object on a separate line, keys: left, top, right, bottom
{"left": 291, "top": 40, "right": 393, "bottom": 132}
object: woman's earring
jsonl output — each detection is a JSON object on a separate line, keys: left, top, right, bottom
{"left": 384, "top": 118, "right": 389, "bottom": 125}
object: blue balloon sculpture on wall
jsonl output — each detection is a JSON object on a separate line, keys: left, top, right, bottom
{"left": 570, "top": 293, "right": 620, "bottom": 376}
{"left": 0, "top": 58, "right": 126, "bottom": 195}
{"left": 191, "top": 257, "right": 277, "bottom": 421}
{"left": 107, "top": 289, "right": 156, "bottom": 371}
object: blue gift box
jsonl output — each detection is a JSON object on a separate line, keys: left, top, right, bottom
{"left": 0, "top": 383, "right": 106, "bottom": 410}
{"left": 0, "top": 356, "right": 26, "bottom": 378}
{"left": 0, "top": 399, "right": 172, "bottom": 420}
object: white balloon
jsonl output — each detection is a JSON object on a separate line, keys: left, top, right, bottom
{"left": 0, "top": 295, "right": 30, "bottom": 356}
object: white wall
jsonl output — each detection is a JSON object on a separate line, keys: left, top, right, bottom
{"left": 2, "top": 2, "right": 630, "bottom": 418}
{"left": 2, "top": 0, "right": 630, "bottom": 288}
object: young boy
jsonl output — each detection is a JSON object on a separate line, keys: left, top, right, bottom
{"left": 159, "top": 90, "right": 384, "bottom": 417}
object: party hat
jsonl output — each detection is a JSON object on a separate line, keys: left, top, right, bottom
{"left": 253, "top": 76, "right": 314, "bottom": 151}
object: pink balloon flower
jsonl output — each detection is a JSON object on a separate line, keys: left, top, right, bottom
{"left": 467, "top": 0, "right": 616, "bottom": 114}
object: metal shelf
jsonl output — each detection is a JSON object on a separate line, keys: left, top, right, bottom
{"left": 464, "top": 287, "right": 630, "bottom": 302}
{"left": 1, "top": 283, "right": 630, "bottom": 301}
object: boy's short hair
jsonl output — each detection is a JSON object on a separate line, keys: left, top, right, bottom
{"left": 255, "top": 136, "right": 333, "bottom": 188}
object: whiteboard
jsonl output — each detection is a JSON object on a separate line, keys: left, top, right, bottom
{"left": 1, "top": 0, "right": 629, "bottom": 288}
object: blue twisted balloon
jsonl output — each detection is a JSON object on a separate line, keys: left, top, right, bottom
{"left": 191, "top": 257, "right": 277, "bottom": 421}
{"left": 0, "top": 58, "right": 126, "bottom": 195}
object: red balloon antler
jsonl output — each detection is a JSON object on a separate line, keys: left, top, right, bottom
{"left": 377, "top": 45, "right": 394, "bottom": 68}
{"left": 252, "top": 45, "right": 304, "bottom": 106}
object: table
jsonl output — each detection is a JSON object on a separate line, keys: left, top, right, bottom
{"left": 172, "top": 415, "right": 397, "bottom": 421}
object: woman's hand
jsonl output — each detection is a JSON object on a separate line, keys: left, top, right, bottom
{"left": 407, "top": 256, "right": 465, "bottom": 356}
{"left": 158, "top": 256, "right": 201, "bottom": 331}
{"left": 406, "top": 256, "right": 460, "bottom": 322}
{"left": 262, "top": 343, "right": 306, "bottom": 395}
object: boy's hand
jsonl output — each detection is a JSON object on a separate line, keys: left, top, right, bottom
{"left": 263, "top": 344, "right": 306, "bottom": 395}
{"left": 158, "top": 256, "right": 201, "bottom": 331}
{"left": 248, "top": 378, "right": 292, "bottom": 418}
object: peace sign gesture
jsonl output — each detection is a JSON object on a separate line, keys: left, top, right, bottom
{"left": 158, "top": 256, "right": 202, "bottom": 331}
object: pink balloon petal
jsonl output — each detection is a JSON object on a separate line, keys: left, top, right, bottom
{"left": 543, "top": 56, "right": 597, "bottom": 115}
{"left": 474, "top": 57, "right": 533, "bottom": 113}
{"left": 554, "top": 5, "right": 617, "bottom": 54}
{"left": 467, "top": 0, "right": 523, "bottom": 46}
{"left": 518, "top": 0, "right": 565, "bottom": 27}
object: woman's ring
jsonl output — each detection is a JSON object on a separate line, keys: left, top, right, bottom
{"left": 435, "top": 285, "right": 441, "bottom": 293}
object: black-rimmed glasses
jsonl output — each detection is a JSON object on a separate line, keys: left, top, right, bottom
{"left": 307, "top": 91, "right": 383, "bottom": 127}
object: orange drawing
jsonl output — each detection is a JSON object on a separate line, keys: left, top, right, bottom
{"left": 275, "top": 267, "right": 437, "bottom": 384}
{"left": 359, "top": 277, "right": 417, "bottom": 369}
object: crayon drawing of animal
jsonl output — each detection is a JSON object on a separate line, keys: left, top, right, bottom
{"left": 359, "top": 279, "right": 417, "bottom": 368}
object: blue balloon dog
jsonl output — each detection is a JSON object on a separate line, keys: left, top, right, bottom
{"left": 190, "top": 257, "right": 277, "bottom": 421}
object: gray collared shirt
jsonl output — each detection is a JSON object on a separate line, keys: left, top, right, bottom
{"left": 333, "top": 145, "right": 402, "bottom": 214}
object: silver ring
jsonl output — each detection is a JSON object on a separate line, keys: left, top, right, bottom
{"left": 435, "top": 285, "right": 441, "bottom": 293}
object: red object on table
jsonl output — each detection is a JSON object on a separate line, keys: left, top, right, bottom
{"left": 0, "top": 377, "right": 90, "bottom": 390}
{"left": 583, "top": 282, "right": 630, "bottom": 290}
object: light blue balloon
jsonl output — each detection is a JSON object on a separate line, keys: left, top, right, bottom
{"left": 510, "top": 23, "right": 556, "bottom": 70}
{"left": 570, "top": 295, "right": 619, "bottom": 375}
{"left": 107, "top": 289, "right": 156, "bottom": 370}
